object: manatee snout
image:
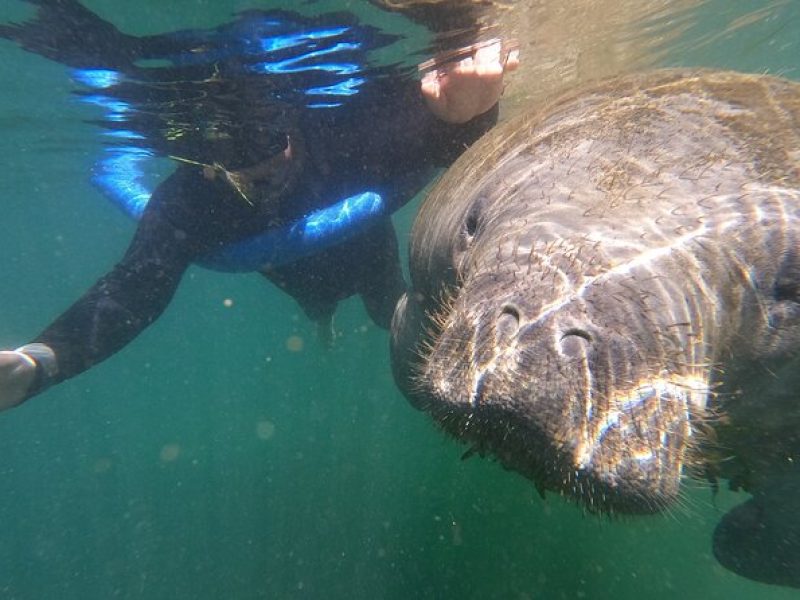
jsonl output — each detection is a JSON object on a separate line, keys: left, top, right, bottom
{"left": 407, "top": 279, "right": 697, "bottom": 514}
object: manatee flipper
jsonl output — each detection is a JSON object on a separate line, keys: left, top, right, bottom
{"left": 713, "top": 475, "right": 800, "bottom": 588}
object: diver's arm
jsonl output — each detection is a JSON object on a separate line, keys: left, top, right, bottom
{"left": 25, "top": 205, "right": 194, "bottom": 401}
{"left": 354, "top": 60, "right": 505, "bottom": 186}
{"left": 22, "top": 161, "right": 253, "bottom": 401}
{"left": 0, "top": 210, "right": 187, "bottom": 409}
{"left": 0, "top": 189, "right": 201, "bottom": 411}
{"left": 0, "top": 165, "right": 262, "bottom": 410}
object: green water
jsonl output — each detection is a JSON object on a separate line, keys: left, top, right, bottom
{"left": 0, "top": 1, "right": 799, "bottom": 598}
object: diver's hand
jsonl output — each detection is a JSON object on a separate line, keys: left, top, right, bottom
{"left": 0, "top": 350, "right": 37, "bottom": 412}
{"left": 421, "top": 39, "right": 519, "bottom": 124}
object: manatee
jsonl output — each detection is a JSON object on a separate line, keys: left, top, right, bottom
{"left": 390, "top": 70, "right": 800, "bottom": 587}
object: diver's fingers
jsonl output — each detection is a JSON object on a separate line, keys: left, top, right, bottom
{"left": 505, "top": 48, "right": 520, "bottom": 71}
{"left": 452, "top": 40, "right": 519, "bottom": 76}
{"left": 0, "top": 350, "right": 37, "bottom": 412}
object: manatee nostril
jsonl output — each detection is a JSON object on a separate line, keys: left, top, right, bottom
{"left": 559, "top": 328, "right": 593, "bottom": 357}
{"left": 773, "top": 277, "right": 800, "bottom": 302}
{"left": 561, "top": 328, "right": 593, "bottom": 342}
{"left": 496, "top": 304, "right": 521, "bottom": 337}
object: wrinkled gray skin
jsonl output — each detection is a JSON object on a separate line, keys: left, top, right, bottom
{"left": 391, "top": 70, "right": 800, "bottom": 587}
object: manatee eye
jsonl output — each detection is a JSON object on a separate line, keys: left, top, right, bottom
{"left": 465, "top": 211, "right": 479, "bottom": 237}
{"left": 462, "top": 196, "right": 488, "bottom": 241}
{"left": 456, "top": 196, "right": 488, "bottom": 264}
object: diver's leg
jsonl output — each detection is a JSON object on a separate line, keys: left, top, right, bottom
{"left": 259, "top": 218, "right": 406, "bottom": 333}
{"left": 357, "top": 220, "right": 407, "bottom": 330}
{"left": 261, "top": 265, "right": 338, "bottom": 337}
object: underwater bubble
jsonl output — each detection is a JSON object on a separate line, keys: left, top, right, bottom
{"left": 256, "top": 420, "right": 276, "bottom": 440}
{"left": 92, "top": 457, "right": 113, "bottom": 474}
{"left": 286, "top": 335, "right": 304, "bottom": 352}
{"left": 159, "top": 443, "right": 181, "bottom": 462}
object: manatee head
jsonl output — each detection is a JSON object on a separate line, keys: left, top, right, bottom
{"left": 391, "top": 102, "right": 711, "bottom": 515}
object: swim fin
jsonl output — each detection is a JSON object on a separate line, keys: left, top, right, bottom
{"left": 0, "top": 0, "right": 141, "bottom": 68}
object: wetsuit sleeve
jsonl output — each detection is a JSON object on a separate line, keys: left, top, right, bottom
{"left": 427, "top": 100, "right": 500, "bottom": 165}
{"left": 339, "top": 76, "right": 498, "bottom": 210}
{"left": 27, "top": 204, "right": 193, "bottom": 395}
{"left": 25, "top": 164, "right": 251, "bottom": 396}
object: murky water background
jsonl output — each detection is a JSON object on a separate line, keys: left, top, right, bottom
{"left": 0, "top": 1, "right": 798, "bottom": 598}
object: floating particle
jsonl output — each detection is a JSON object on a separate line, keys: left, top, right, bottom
{"left": 256, "top": 420, "right": 276, "bottom": 440}
{"left": 286, "top": 335, "right": 304, "bottom": 352}
{"left": 223, "top": 298, "right": 234, "bottom": 308}
{"left": 160, "top": 443, "right": 181, "bottom": 462}
{"left": 93, "top": 457, "right": 113, "bottom": 474}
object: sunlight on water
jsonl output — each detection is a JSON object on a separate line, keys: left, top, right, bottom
{"left": 497, "top": 0, "right": 798, "bottom": 115}
{"left": 0, "top": 0, "right": 798, "bottom": 598}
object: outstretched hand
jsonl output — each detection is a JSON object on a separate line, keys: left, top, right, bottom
{"left": 0, "top": 350, "right": 36, "bottom": 412}
{"left": 421, "top": 39, "right": 519, "bottom": 124}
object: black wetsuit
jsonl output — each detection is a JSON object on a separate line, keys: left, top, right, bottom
{"left": 2, "top": 1, "right": 498, "bottom": 396}
{"left": 33, "top": 86, "right": 496, "bottom": 391}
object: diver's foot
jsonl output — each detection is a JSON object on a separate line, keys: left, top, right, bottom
{"left": 0, "top": 350, "right": 36, "bottom": 412}
{"left": 421, "top": 39, "right": 519, "bottom": 124}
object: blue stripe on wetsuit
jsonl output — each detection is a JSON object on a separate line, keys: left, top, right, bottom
{"left": 89, "top": 143, "right": 387, "bottom": 272}
{"left": 199, "top": 191, "right": 386, "bottom": 272}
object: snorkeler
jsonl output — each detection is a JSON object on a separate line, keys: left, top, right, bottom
{"left": 0, "top": 0, "right": 517, "bottom": 411}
